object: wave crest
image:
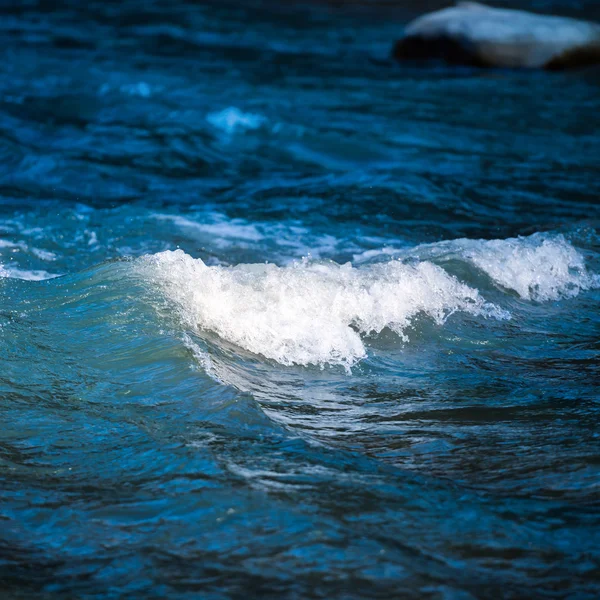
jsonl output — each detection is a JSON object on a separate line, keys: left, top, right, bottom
{"left": 141, "top": 250, "right": 508, "bottom": 370}
{"left": 356, "top": 233, "right": 600, "bottom": 302}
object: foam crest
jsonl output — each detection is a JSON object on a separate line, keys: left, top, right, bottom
{"left": 207, "top": 107, "right": 267, "bottom": 134}
{"left": 0, "top": 263, "right": 58, "bottom": 281}
{"left": 141, "top": 250, "right": 507, "bottom": 370}
{"left": 459, "top": 235, "right": 599, "bottom": 302}
{"left": 355, "top": 234, "right": 599, "bottom": 302}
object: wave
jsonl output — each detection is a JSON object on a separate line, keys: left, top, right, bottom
{"left": 140, "top": 252, "right": 506, "bottom": 371}
{"left": 207, "top": 107, "right": 267, "bottom": 134}
{"left": 0, "top": 263, "right": 59, "bottom": 281}
{"left": 152, "top": 213, "right": 356, "bottom": 262}
{"left": 355, "top": 233, "right": 600, "bottom": 302}
{"left": 140, "top": 233, "right": 598, "bottom": 371}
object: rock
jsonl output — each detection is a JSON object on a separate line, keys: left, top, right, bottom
{"left": 393, "top": 2, "right": 600, "bottom": 69}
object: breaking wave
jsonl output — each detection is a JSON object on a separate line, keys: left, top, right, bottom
{"left": 139, "top": 233, "right": 598, "bottom": 370}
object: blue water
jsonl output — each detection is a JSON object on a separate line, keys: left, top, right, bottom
{"left": 1, "top": 1, "right": 600, "bottom": 598}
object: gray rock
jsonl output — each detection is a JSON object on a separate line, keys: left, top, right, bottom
{"left": 393, "top": 2, "right": 600, "bottom": 69}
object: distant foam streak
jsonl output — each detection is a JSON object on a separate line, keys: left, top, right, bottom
{"left": 0, "top": 263, "right": 58, "bottom": 281}
{"left": 207, "top": 107, "right": 267, "bottom": 134}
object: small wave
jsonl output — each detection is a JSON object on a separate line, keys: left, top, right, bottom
{"left": 207, "top": 107, "right": 267, "bottom": 134}
{"left": 154, "top": 213, "right": 264, "bottom": 245}
{"left": 0, "top": 263, "right": 59, "bottom": 281}
{"left": 457, "top": 234, "right": 599, "bottom": 302}
{"left": 140, "top": 250, "right": 508, "bottom": 370}
{"left": 152, "top": 212, "right": 357, "bottom": 261}
{"left": 355, "top": 233, "right": 600, "bottom": 302}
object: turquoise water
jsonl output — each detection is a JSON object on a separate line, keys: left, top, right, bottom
{"left": 1, "top": 1, "right": 600, "bottom": 598}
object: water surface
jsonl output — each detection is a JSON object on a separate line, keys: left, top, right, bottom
{"left": 1, "top": 1, "right": 599, "bottom": 598}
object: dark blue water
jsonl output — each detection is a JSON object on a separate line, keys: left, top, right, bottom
{"left": 1, "top": 1, "right": 600, "bottom": 598}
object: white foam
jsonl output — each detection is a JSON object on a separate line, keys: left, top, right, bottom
{"left": 30, "top": 247, "right": 57, "bottom": 261}
{"left": 0, "top": 240, "right": 56, "bottom": 261}
{"left": 207, "top": 107, "right": 267, "bottom": 134}
{"left": 141, "top": 250, "right": 507, "bottom": 370}
{"left": 152, "top": 213, "right": 355, "bottom": 260}
{"left": 355, "top": 234, "right": 600, "bottom": 302}
{"left": 457, "top": 234, "right": 599, "bottom": 301}
{"left": 87, "top": 230, "right": 99, "bottom": 247}
{"left": 154, "top": 214, "right": 264, "bottom": 245}
{"left": 0, "top": 264, "right": 58, "bottom": 281}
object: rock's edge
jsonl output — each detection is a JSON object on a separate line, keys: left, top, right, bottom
{"left": 393, "top": 4, "right": 600, "bottom": 70}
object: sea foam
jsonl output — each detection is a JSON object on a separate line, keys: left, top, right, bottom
{"left": 356, "top": 234, "right": 600, "bottom": 302}
{"left": 456, "top": 235, "right": 599, "bottom": 302}
{"left": 152, "top": 212, "right": 354, "bottom": 260}
{"left": 141, "top": 250, "right": 508, "bottom": 370}
{"left": 207, "top": 107, "right": 267, "bottom": 134}
{"left": 0, "top": 264, "right": 58, "bottom": 281}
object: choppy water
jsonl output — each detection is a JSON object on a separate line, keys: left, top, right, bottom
{"left": 1, "top": 1, "right": 600, "bottom": 598}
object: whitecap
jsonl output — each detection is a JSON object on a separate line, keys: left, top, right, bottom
{"left": 0, "top": 264, "right": 59, "bottom": 281}
{"left": 455, "top": 235, "right": 599, "bottom": 302}
{"left": 140, "top": 250, "right": 508, "bottom": 370}
{"left": 355, "top": 233, "right": 600, "bottom": 302}
{"left": 207, "top": 107, "right": 267, "bottom": 134}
